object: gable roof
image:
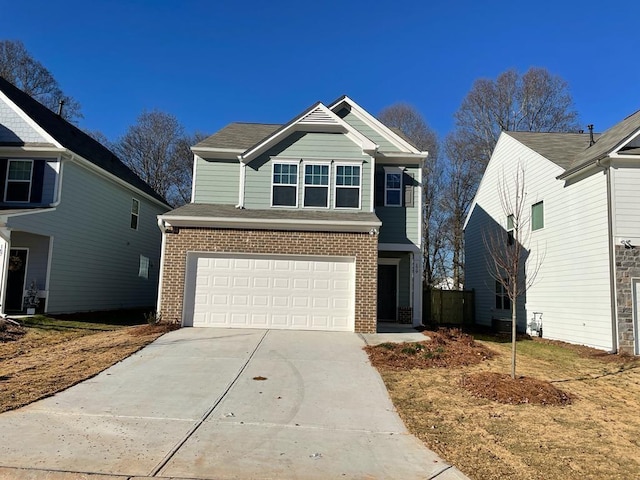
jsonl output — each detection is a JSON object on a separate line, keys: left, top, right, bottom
{"left": 0, "top": 76, "right": 168, "bottom": 205}
{"left": 507, "top": 132, "right": 595, "bottom": 169}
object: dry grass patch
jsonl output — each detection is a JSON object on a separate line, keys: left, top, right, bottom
{"left": 367, "top": 330, "right": 640, "bottom": 480}
{"left": 0, "top": 315, "right": 178, "bottom": 413}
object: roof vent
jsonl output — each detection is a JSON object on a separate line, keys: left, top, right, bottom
{"left": 57, "top": 99, "right": 65, "bottom": 117}
{"left": 588, "top": 124, "right": 595, "bottom": 146}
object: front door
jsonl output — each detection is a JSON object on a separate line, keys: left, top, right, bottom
{"left": 377, "top": 264, "right": 397, "bottom": 321}
{"left": 5, "top": 248, "right": 28, "bottom": 312}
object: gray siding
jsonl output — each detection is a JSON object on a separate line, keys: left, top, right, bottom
{"left": 337, "top": 109, "right": 397, "bottom": 151}
{"left": 8, "top": 160, "right": 168, "bottom": 312}
{"left": 376, "top": 164, "right": 421, "bottom": 245}
{"left": 10, "top": 232, "right": 50, "bottom": 296}
{"left": 244, "top": 132, "right": 372, "bottom": 210}
{"left": 193, "top": 157, "right": 239, "bottom": 204}
{"left": 0, "top": 97, "right": 48, "bottom": 144}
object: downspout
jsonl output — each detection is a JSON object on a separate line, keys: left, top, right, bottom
{"left": 598, "top": 158, "right": 618, "bottom": 353}
{"left": 236, "top": 158, "right": 246, "bottom": 209}
{"left": 0, "top": 226, "right": 10, "bottom": 316}
{"left": 156, "top": 217, "right": 169, "bottom": 316}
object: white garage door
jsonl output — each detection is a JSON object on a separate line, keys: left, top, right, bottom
{"left": 184, "top": 253, "right": 355, "bottom": 331}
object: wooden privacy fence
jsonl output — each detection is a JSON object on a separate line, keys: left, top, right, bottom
{"left": 423, "top": 288, "right": 475, "bottom": 326}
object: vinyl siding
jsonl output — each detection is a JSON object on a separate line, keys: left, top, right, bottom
{"left": 612, "top": 166, "right": 640, "bottom": 242}
{"left": 10, "top": 232, "right": 50, "bottom": 296}
{"left": 243, "top": 132, "right": 372, "bottom": 210}
{"left": 376, "top": 164, "right": 421, "bottom": 245}
{"left": 192, "top": 157, "right": 239, "bottom": 204}
{"left": 336, "top": 109, "right": 397, "bottom": 151}
{"left": 7, "top": 160, "right": 167, "bottom": 312}
{"left": 0, "top": 96, "right": 48, "bottom": 144}
{"left": 465, "top": 133, "right": 612, "bottom": 350}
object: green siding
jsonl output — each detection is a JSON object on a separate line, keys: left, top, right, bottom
{"left": 337, "top": 109, "right": 398, "bottom": 151}
{"left": 193, "top": 158, "right": 239, "bottom": 204}
{"left": 8, "top": 161, "right": 168, "bottom": 313}
{"left": 244, "top": 132, "right": 372, "bottom": 210}
{"left": 376, "top": 164, "right": 421, "bottom": 245}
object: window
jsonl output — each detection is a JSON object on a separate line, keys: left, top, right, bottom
{"left": 531, "top": 201, "right": 544, "bottom": 231}
{"left": 5, "top": 160, "right": 33, "bottom": 202}
{"left": 385, "top": 170, "right": 402, "bottom": 206}
{"left": 272, "top": 163, "right": 298, "bottom": 207}
{"left": 335, "top": 165, "right": 361, "bottom": 208}
{"left": 138, "top": 255, "right": 149, "bottom": 279}
{"left": 303, "top": 164, "right": 329, "bottom": 207}
{"left": 130, "top": 199, "right": 140, "bottom": 230}
{"left": 507, "top": 214, "right": 514, "bottom": 245}
{"left": 495, "top": 281, "right": 511, "bottom": 310}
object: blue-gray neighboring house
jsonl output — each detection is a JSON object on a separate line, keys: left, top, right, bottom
{"left": 0, "top": 77, "right": 170, "bottom": 314}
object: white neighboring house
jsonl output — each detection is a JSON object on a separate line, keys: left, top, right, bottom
{"left": 465, "top": 110, "right": 640, "bottom": 354}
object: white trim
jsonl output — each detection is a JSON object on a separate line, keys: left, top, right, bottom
{"left": 383, "top": 166, "right": 402, "bottom": 207}
{"left": 156, "top": 219, "right": 168, "bottom": 315}
{"left": 416, "top": 162, "right": 423, "bottom": 249}
{"left": 190, "top": 147, "right": 244, "bottom": 159}
{"left": 633, "top": 278, "right": 640, "bottom": 355}
{"left": 0, "top": 90, "right": 63, "bottom": 148}
{"left": 130, "top": 198, "right": 140, "bottom": 230}
{"left": 370, "top": 156, "right": 376, "bottom": 213}
{"left": 52, "top": 155, "right": 62, "bottom": 204}
{"left": 270, "top": 160, "right": 299, "bottom": 208}
{"left": 302, "top": 161, "right": 330, "bottom": 209}
{"left": 4, "top": 159, "right": 34, "bottom": 203}
{"left": 161, "top": 215, "right": 381, "bottom": 233}
{"left": 333, "top": 162, "right": 362, "bottom": 210}
{"left": 0, "top": 146, "right": 65, "bottom": 156}
{"left": 327, "top": 96, "right": 423, "bottom": 154}
{"left": 43, "top": 235, "right": 53, "bottom": 313}
{"left": 0, "top": 233, "right": 9, "bottom": 314}
{"left": 190, "top": 154, "right": 199, "bottom": 203}
{"left": 609, "top": 128, "right": 640, "bottom": 158}
{"left": 238, "top": 161, "right": 246, "bottom": 208}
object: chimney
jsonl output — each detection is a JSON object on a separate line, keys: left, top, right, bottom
{"left": 588, "top": 124, "right": 595, "bottom": 146}
{"left": 57, "top": 99, "right": 65, "bottom": 117}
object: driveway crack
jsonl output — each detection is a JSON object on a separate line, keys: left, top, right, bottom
{"left": 148, "top": 329, "right": 270, "bottom": 477}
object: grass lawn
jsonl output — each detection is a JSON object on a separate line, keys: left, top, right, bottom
{"left": 369, "top": 331, "right": 640, "bottom": 480}
{"left": 0, "top": 311, "right": 176, "bottom": 413}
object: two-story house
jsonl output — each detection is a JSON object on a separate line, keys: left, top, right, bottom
{"left": 0, "top": 76, "right": 169, "bottom": 315}
{"left": 465, "top": 110, "right": 640, "bottom": 355}
{"left": 157, "top": 97, "right": 427, "bottom": 333}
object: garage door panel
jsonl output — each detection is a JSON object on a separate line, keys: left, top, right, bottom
{"left": 186, "top": 254, "right": 355, "bottom": 331}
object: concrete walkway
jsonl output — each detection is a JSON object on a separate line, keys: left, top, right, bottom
{"left": 0, "top": 328, "right": 468, "bottom": 480}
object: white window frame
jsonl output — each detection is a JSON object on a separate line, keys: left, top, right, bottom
{"left": 302, "top": 161, "right": 330, "bottom": 209}
{"left": 138, "top": 255, "right": 150, "bottom": 279}
{"left": 333, "top": 162, "right": 362, "bottom": 210}
{"left": 131, "top": 198, "right": 140, "bottom": 230}
{"left": 271, "top": 160, "right": 299, "bottom": 208}
{"left": 531, "top": 201, "right": 544, "bottom": 231}
{"left": 4, "top": 159, "right": 34, "bottom": 203}
{"left": 384, "top": 166, "right": 403, "bottom": 207}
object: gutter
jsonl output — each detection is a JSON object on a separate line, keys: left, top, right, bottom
{"left": 597, "top": 158, "right": 619, "bottom": 353}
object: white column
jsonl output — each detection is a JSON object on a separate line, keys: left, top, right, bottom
{"left": 0, "top": 230, "right": 10, "bottom": 315}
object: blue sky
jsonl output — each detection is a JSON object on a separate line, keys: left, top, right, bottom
{"left": 2, "top": 0, "right": 638, "bottom": 143}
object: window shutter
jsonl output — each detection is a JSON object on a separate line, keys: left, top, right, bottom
{"left": 0, "top": 160, "right": 6, "bottom": 201}
{"left": 30, "top": 160, "right": 45, "bottom": 203}
{"left": 403, "top": 172, "right": 414, "bottom": 207}
{"left": 374, "top": 170, "right": 384, "bottom": 206}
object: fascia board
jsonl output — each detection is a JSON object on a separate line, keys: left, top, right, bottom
{"left": 190, "top": 147, "right": 244, "bottom": 159}
{"left": 0, "top": 91, "right": 64, "bottom": 148}
{"left": 160, "top": 215, "right": 382, "bottom": 233}
{"left": 0, "top": 146, "right": 66, "bottom": 156}
{"left": 328, "top": 96, "right": 422, "bottom": 154}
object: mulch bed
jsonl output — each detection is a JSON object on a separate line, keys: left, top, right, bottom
{"left": 365, "top": 328, "right": 496, "bottom": 370}
{"left": 127, "top": 322, "right": 181, "bottom": 336}
{"left": 0, "top": 319, "right": 26, "bottom": 342}
{"left": 461, "top": 371, "right": 572, "bottom": 406}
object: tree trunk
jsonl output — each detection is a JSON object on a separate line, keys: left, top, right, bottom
{"left": 511, "top": 289, "right": 517, "bottom": 379}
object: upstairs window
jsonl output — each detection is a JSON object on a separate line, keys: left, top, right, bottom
{"left": 131, "top": 198, "right": 140, "bottom": 230}
{"left": 495, "top": 281, "right": 511, "bottom": 310}
{"left": 5, "top": 160, "right": 33, "bottom": 202}
{"left": 507, "top": 214, "right": 514, "bottom": 245}
{"left": 384, "top": 169, "right": 402, "bottom": 207}
{"left": 272, "top": 163, "right": 298, "bottom": 207}
{"left": 531, "top": 201, "right": 544, "bottom": 231}
{"left": 335, "top": 164, "right": 361, "bottom": 208}
{"left": 303, "top": 164, "right": 329, "bottom": 208}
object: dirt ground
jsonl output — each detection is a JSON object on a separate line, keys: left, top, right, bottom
{"left": 0, "top": 318, "right": 175, "bottom": 413}
{"left": 366, "top": 329, "right": 640, "bottom": 480}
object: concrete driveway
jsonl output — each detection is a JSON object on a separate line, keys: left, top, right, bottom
{"left": 0, "top": 328, "right": 468, "bottom": 479}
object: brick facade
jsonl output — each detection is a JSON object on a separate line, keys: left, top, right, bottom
{"left": 615, "top": 245, "right": 639, "bottom": 354}
{"left": 159, "top": 227, "right": 378, "bottom": 333}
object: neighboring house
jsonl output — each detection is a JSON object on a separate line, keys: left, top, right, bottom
{"left": 0, "top": 77, "right": 170, "bottom": 315}
{"left": 157, "top": 96, "right": 427, "bottom": 333}
{"left": 465, "top": 110, "right": 640, "bottom": 354}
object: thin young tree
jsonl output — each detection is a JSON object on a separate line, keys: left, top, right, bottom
{"left": 482, "top": 164, "right": 543, "bottom": 378}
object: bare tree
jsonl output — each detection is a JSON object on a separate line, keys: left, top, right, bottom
{"left": 114, "top": 110, "right": 201, "bottom": 207}
{"left": 453, "top": 67, "right": 580, "bottom": 168}
{"left": 378, "top": 103, "right": 446, "bottom": 286}
{"left": 0, "top": 40, "right": 82, "bottom": 122}
{"left": 442, "top": 130, "right": 485, "bottom": 288}
{"left": 483, "top": 164, "right": 543, "bottom": 378}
